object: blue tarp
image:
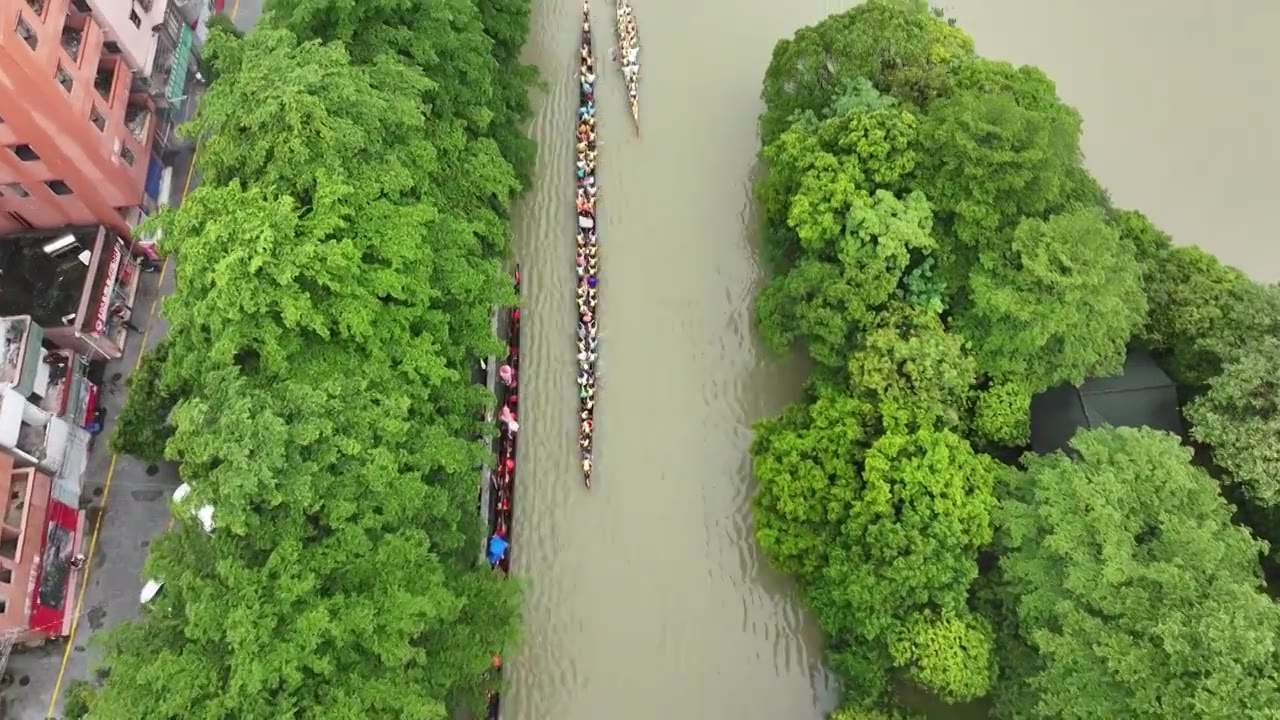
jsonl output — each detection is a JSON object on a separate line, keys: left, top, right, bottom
{"left": 145, "top": 155, "right": 163, "bottom": 200}
{"left": 487, "top": 535, "right": 509, "bottom": 565}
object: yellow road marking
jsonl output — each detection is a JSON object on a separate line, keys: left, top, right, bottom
{"left": 43, "top": 253, "right": 172, "bottom": 716}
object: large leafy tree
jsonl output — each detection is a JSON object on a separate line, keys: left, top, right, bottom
{"left": 911, "top": 61, "right": 1093, "bottom": 290}
{"left": 845, "top": 303, "right": 976, "bottom": 430}
{"left": 887, "top": 610, "right": 995, "bottom": 703}
{"left": 110, "top": 340, "right": 179, "bottom": 462}
{"left": 91, "top": 4, "right": 534, "bottom": 718}
{"left": 759, "top": 0, "right": 974, "bottom": 143}
{"left": 957, "top": 208, "right": 1147, "bottom": 392}
{"left": 1186, "top": 336, "right": 1280, "bottom": 506}
{"left": 996, "top": 428, "right": 1280, "bottom": 720}
{"left": 750, "top": 386, "right": 875, "bottom": 584}
{"left": 755, "top": 104, "right": 936, "bottom": 366}
{"left": 808, "top": 422, "right": 997, "bottom": 699}
{"left": 1134, "top": 241, "right": 1251, "bottom": 384}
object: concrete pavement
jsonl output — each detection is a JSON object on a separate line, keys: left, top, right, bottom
{"left": 2, "top": 3, "right": 263, "bottom": 717}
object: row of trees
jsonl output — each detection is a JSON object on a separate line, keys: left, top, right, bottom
{"left": 88, "top": 0, "right": 537, "bottom": 717}
{"left": 749, "top": 2, "right": 1280, "bottom": 718}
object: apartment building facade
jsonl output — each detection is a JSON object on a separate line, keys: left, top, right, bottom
{"left": 0, "top": 0, "right": 201, "bottom": 236}
{"left": 0, "top": 314, "right": 94, "bottom": 644}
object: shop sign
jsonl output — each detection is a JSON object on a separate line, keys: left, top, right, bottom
{"left": 93, "top": 243, "right": 123, "bottom": 335}
{"left": 165, "top": 26, "right": 194, "bottom": 103}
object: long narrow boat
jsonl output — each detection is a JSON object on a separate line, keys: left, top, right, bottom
{"left": 615, "top": 0, "right": 639, "bottom": 130}
{"left": 484, "top": 267, "right": 522, "bottom": 720}
{"left": 575, "top": 0, "right": 599, "bottom": 489}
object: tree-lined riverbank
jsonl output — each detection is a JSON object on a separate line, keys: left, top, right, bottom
{"left": 750, "top": 2, "right": 1280, "bottom": 718}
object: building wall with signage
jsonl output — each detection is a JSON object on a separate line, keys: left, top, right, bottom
{"left": 0, "top": 0, "right": 157, "bottom": 237}
{"left": 0, "top": 449, "right": 54, "bottom": 640}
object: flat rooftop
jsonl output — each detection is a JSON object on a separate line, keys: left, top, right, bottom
{"left": 0, "top": 227, "right": 102, "bottom": 328}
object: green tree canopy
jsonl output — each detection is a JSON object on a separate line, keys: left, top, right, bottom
{"left": 911, "top": 73, "right": 1086, "bottom": 276}
{"left": 90, "top": 1, "right": 535, "bottom": 717}
{"left": 996, "top": 428, "right": 1280, "bottom": 720}
{"left": 829, "top": 706, "right": 922, "bottom": 720}
{"left": 845, "top": 303, "right": 976, "bottom": 430}
{"left": 957, "top": 208, "right": 1147, "bottom": 392}
{"left": 808, "top": 423, "right": 996, "bottom": 675}
{"left": 757, "top": 100, "right": 919, "bottom": 261}
{"left": 756, "top": 187, "right": 936, "bottom": 367}
{"left": 750, "top": 386, "right": 875, "bottom": 583}
{"left": 759, "top": 0, "right": 974, "bottom": 143}
{"left": 753, "top": 102, "right": 936, "bottom": 366}
{"left": 971, "top": 382, "right": 1031, "bottom": 448}
{"left": 887, "top": 610, "right": 995, "bottom": 703}
{"left": 1186, "top": 336, "right": 1280, "bottom": 506}
{"left": 1136, "top": 242, "right": 1251, "bottom": 384}
{"left": 110, "top": 341, "right": 179, "bottom": 462}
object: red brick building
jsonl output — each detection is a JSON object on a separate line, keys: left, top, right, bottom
{"left": 0, "top": 0, "right": 162, "bottom": 236}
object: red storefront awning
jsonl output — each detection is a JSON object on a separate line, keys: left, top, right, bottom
{"left": 28, "top": 500, "right": 81, "bottom": 638}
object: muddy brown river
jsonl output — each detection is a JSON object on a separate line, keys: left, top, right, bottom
{"left": 506, "top": 1, "right": 1280, "bottom": 719}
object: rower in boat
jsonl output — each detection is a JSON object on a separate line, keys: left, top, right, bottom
{"left": 614, "top": 0, "right": 640, "bottom": 128}
{"left": 577, "top": 0, "right": 598, "bottom": 490}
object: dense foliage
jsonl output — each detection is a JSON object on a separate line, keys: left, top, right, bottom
{"left": 750, "top": 1, "right": 1280, "bottom": 717}
{"left": 96, "top": 1, "right": 536, "bottom": 716}
{"left": 995, "top": 428, "right": 1280, "bottom": 720}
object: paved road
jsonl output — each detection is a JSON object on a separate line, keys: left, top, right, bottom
{"left": 2, "top": 4, "right": 263, "bottom": 717}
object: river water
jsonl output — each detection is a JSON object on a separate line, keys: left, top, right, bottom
{"left": 506, "top": 1, "right": 1280, "bottom": 719}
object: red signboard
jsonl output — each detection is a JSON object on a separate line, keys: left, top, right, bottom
{"left": 93, "top": 243, "right": 123, "bottom": 335}
{"left": 28, "top": 500, "right": 80, "bottom": 638}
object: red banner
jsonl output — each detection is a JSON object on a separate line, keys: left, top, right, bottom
{"left": 28, "top": 500, "right": 80, "bottom": 638}
{"left": 93, "top": 243, "right": 123, "bottom": 335}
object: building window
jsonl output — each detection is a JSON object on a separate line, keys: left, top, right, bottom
{"left": 2, "top": 183, "right": 30, "bottom": 198}
{"left": 60, "top": 21, "right": 83, "bottom": 62}
{"left": 0, "top": 568, "right": 11, "bottom": 584}
{"left": 102, "top": 40, "right": 121, "bottom": 55}
{"left": 90, "top": 105, "right": 106, "bottom": 131}
{"left": 7, "top": 212, "right": 34, "bottom": 229}
{"left": 9, "top": 144, "right": 39, "bottom": 162}
{"left": 70, "top": 0, "right": 92, "bottom": 12}
{"left": 15, "top": 15, "right": 38, "bottom": 51}
{"left": 45, "top": 180, "right": 73, "bottom": 196}
{"left": 128, "top": 9, "right": 141, "bottom": 28}
{"left": 120, "top": 146, "right": 135, "bottom": 166}
{"left": 55, "top": 63, "right": 73, "bottom": 93}
{"left": 25, "top": 0, "right": 44, "bottom": 18}
{"left": 95, "top": 64, "right": 113, "bottom": 101}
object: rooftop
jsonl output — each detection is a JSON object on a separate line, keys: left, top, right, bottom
{"left": 0, "top": 228, "right": 103, "bottom": 328}
{"left": 0, "top": 317, "right": 31, "bottom": 388}
{"left": 1030, "top": 348, "right": 1185, "bottom": 455}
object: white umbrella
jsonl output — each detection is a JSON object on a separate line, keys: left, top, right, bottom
{"left": 139, "top": 579, "right": 164, "bottom": 604}
{"left": 195, "top": 505, "right": 215, "bottom": 533}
